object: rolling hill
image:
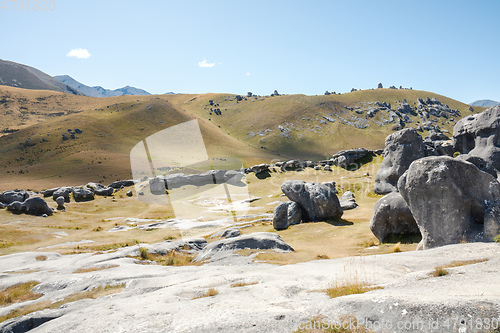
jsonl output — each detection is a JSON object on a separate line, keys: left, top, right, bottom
{"left": 0, "top": 59, "right": 83, "bottom": 95}
{"left": 54, "top": 75, "right": 151, "bottom": 97}
{"left": 0, "top": 86, "right": 484, "bottom": 190}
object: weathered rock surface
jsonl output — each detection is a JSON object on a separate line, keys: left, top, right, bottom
{"left": 374, "top": 128, "right": 427, "bottom": 194}
{"left": 330, "top": 148, "right": 372, "bottom": 168}
{"left": 339, "top": 191, "right": 358, "bottom": 210}
{"left": 369, "top": 192, "right": 419, "bottom": 243}
{"left": 109, "top": 180, "right": 135, "bottom": 188}
{"left": 1, "top": 190, "right": 29, "bottom": 204}
{"left": 398, "top": 156, "right": 500, "bottom": 250}
{"left": 86, "top": 182, "right": 114, "bottom": 196}
{"left": 195, "top": 232, "right": 294, "bottom": 261}
{"left": 55, "top": 196, "right": 65, "bottom": 210}
{"left": 281, "top": 180, "right": 342, "bottom": 222}
{"left": 52, "top": 187, "right": 73, "bottom": 202}
{"left": 211, "top": 228, "right": 241, "bottom": 239}
{"left": 7, "top": 197, "right": 53, "bottom": 216}
{"left": 272, "top": 201, "right": 302, "bottom": 230}
{"left": 453, "top": 105, "right": 500, "bottom": 170}
{"left": 72, "top": 187, "right": 95, "bottom": 201}
{"left": 1, "top": 243, "right": 499, "bottom": 333}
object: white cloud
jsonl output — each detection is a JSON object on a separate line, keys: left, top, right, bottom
{"left": 198, "top": 59, "right": 215, "bottom": 68}
{"left": 66, "top": 48, "right": 91, "bottom": 59}
{"left": 246, "top": 72, "right": 251, "bottom": 76}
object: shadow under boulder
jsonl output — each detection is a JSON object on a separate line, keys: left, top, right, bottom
{"left": 369, "top": 192, "right": 419, "bottom": 243}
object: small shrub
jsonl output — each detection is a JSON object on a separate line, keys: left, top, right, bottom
{"left": 139, "top": 247, "right": 150, "bottom": 260}
{"left": 92, "top": 226, "right": 103, "bottom": 232}
{"left": 326, "top": 281, "right": 382, "bottom": 299}
{"left": 316, "top": 254, "right": 330, "bottom": 260}
{"left": 193, "top": 287, "right": 219, "bottom": 299}
{"left": 392, "top": 242, "right": 402, "bottom": 253}
{"left": 430, "top": 267, "right": 449, "bottom": 277}
{"left": 453, "top": 151, "right": 460, "bottom": 158}
{"left": 494, "top": 235, "right": 500, "bottom": 243}
{"left": 35, "top": 255, "right": 47, "bottom": 261}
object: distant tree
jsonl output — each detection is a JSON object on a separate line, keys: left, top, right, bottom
{"left": 399, "top": 85, "right": 403, "bottom": 89}
{"left": 377, "top": 83, "right": 383, "bottom": 89}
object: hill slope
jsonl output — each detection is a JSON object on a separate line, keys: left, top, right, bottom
{"left": 470, "top": 99, "right": 500, "bottom": 107}
{"left": 54, "top": 75, "right": 151, "bottom": 97}
{"left": 0, "top": 87, "right": 485, "bottom": 190}
{"left": 0, "top": 59, "right": 83, "bottom": 95}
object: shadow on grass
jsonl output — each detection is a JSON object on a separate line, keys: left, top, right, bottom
{"left": 323, "top": 218, "right": 354, "bottom": 226}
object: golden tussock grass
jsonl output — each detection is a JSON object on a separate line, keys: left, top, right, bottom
{"left": 0, "top": 281, "right": 42, "bottom": 307}
{"left": 0, "top": 283, "right": 125, "bottom": 324}
{"left": 192, "top": 287, "right": 219, "bottom": 299}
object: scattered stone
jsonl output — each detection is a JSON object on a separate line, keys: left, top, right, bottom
{"left": 55, "top": 196, "right": 65, "bottom": 210}
{"left": 126, "top": 190, "right": 133, "bottom": 197}
{"left": 272, "top": 201, "right": 302, "bottom": 230}
{"left": 369, "top": 192, "right": 418, "bottom": 243}
{"left": 281, "top": 180, "right": 342, "bottom": 222}
{"left": 398, "top": 156, "right": 500, "bottom": 250}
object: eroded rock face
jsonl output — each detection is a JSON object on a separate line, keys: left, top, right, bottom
{"left": 272, "top": 201, "right": 302, "bottom": 230}
{"left": 195, "top": 232, "right": 294, "bottom": 261}
{"left": 72, "top": 188, "right": 95, "bottom": 201}
{"left": 398, "top": 156, "right": 500, "bottom": 250}
{"left": 1, "top": 190, "right": 29, "bottom": 204}
{"left": 52, "top": 187, "right": 73, "bottom": 202}
{"left": 453, "top": 106, "right": 500, "bottom": 170}
{"left": 281, "top": 180, "right": 342, "bottom": 222}
{"left": 7, "top": 197, "right": 53, "bottom": 216}
{"left": 369, "top": 192, "right": 419, "bottom": 243}
{"left": 374, "top": 128, "right": 427, "bottom": 194}
{"left": 330, "top": 148, "right": 372, "bottom": 168}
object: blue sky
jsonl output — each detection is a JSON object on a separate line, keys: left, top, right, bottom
{"left": 1, "top": 0, "right": 499, "bottom": 103}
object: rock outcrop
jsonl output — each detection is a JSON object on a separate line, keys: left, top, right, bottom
{"left": 330, "top": 148, "right": 372, "bottom": 168}
{"left": 398, "top": 156, "right": 500, "bottom": 250}
{"left": 369, "top": 192, "right": 419, "bottom": 243}
{"left": 339, "top": 191, "right": 358, "bottom": 210}
{"left": 52, "top": 187, "right": 73, "bottom": 202}
{"left": 195, "top": 232, "right": 294, "bottom": 261}
{"left": 374, "top": 128, "right": 427, "bottom": 194}
{"left": 7, "top": 197, "right": 53, "bottom": 216}
{"left": 1, "top": 190, "right": 29, "bottom": 204}
{"left": 453, "top": 105, "right": 500, "bottom": 170}
{"left": 72, "top": 187, "right": 95, "bottom": 201}
{"left": 281, "top": 180, "right": 342, "bottom": 222}
{"left": 272, "top": 201, "right": 302, "bottom": 230}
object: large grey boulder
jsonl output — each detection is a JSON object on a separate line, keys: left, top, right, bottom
{"left": 330, "top": 148, "right": 372, "bottom": 168}
{"left": 453, "top": 106, "right": 500, "bottom": 170}
{"left": 281, "top": 180, "right": 342, "bottom": 222}
{"left": 1, "top": 190, "right": 29, "bottom": 204}
{"left": 272, "top": 201, "right": 302, "bottom": 230}
{"left": 398, "top": 156, "right": 500, "bottom": 250}
{"left": 369, "top": 192, "right": 419, "bottom": 243}
{"left": 72, "top": 187, "right": 95, "bottom": 201}
{"left": 52, "top": 187, "right": 73, "bottom": 202}
{"left": 7, "top": 197, "right": 53, "bottom": 216}
{"left": 374, "top": 128, "right": 427, "bottom": 194}
{"left": 195, "top": 232, "right": 294, "bottom": 261}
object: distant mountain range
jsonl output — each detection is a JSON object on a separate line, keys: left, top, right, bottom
{"left": 0, "top": 59, "right": 83, "bottom": 95}
{"left": 470, "top": 99, "right": 500, "bottom": 107}
{"left": 54, "top": 75, "right": 151, "bottom": 97}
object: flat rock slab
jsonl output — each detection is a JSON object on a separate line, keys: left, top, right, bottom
{"left": 0, "top": 243, "right": 499, "bottom": 333}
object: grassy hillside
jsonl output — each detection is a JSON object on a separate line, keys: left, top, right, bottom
{"left": 165, "top": 89, "right": 483, "bottom": 160}
{"left": 0, "top": 86, "right": 485, "bottom": 190}
{"left": 0, "top": 87, "right": 278, "bottom": 191}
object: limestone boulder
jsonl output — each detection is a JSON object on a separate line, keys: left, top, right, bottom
{"left": 398, "top": 156, "right": 500, "bottom": 250}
